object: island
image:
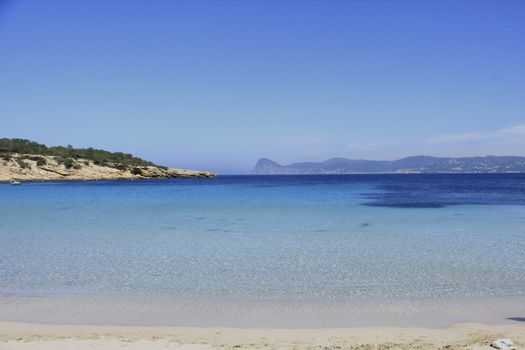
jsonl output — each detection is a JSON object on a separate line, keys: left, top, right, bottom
{"left": 0, "top": 138, "right": 216, "bottom": 181}
{"left": 253, "top": 156, "right": 525, "bottom": 174}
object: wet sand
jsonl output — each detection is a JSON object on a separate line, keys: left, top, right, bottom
{"left": 1, "top": 294, "right": 525, "bottom": 328}
{"left": 1, "top": 294, "right": 525, "bottom": 349}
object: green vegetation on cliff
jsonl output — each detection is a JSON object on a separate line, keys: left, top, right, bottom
{"left": 0, "top": 138, "right": 157, "bottom": 167}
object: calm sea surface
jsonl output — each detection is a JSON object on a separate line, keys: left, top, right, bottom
{"left": 1, "top": 174, "right": 525, "bottom": 301}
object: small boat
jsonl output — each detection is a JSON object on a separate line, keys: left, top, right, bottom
{"left": 9, "top": 180, "right": 21, "bottom": 185}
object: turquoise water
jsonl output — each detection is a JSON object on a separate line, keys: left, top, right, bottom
{"left": 1, "top": 174, "right": 525, "bottom": 301}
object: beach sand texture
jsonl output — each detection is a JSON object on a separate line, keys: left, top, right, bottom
{"left": 1, "top": 295, "right": 525, "bottom": 349}
{"left": 1, "top": 321, "right": 524, "bottom": 350}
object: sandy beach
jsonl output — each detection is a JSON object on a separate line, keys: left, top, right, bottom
{"left": 1, "top": 295, "right": 525, "bottom": 349}
{"left": 1, "top": 321, "right": 524, "bottom": 350}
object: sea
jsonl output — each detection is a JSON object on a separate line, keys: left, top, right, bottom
{"left": 1, "top": 174, "right": 525, "bottom": 302}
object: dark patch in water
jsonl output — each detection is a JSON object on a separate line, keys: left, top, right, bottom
{"left": 360, "top": 222, "right": 371, "bottom": 227}
{"left": 360, "top": 174, "right": 525, "bottom": 208}
{"left": 48, "top": 206, "right": 77, "bottom": 212}
{"left": 194, "top": 217, "right": 207, "bottom": 220}
{"left": 507, "top": 317, "right": 525, "bottom": 322}
{"left": 161, "top": 226, "right": 177, "bottom": 231}
{"left": 206, "top": 228, "right": 230, "bottom": 233}
{"left": 312, "top": 229, "right": 329, "bottom": 233}
{"left": 364, "top": 202, "right": 446, "bottom": 208}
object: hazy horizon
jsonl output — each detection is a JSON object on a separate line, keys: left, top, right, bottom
{"left": 1, "top": 0, "right": 524, "bottom": 174}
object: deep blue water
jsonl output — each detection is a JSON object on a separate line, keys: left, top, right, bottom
{"left": 1, "top": 174, "right": 525, "bottom": 300}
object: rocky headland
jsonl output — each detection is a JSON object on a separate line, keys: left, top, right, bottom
{"left": 0, "top": 139, "right": 216, "bottom": 181}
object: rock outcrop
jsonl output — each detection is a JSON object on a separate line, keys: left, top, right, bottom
{"left": 0, "top": 154, "right": 216, "bottom": 181}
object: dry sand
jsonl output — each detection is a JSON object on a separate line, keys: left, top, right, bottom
{"left": 1, "top": 321, "right": 524, "bottom": 350}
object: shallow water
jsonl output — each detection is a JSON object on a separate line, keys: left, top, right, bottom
{"left": 1, "top": 174, "right": 525, "bottom": 301}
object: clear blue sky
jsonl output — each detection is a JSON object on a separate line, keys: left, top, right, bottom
{"left": 1, "top": 0, "right": 524, "bottom": 174}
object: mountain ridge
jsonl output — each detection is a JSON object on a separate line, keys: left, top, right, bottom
{"left": 253, "top": 156, "right": 525, "bottom": 174}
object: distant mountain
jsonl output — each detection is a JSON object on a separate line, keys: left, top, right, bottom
{"left": 253, "top": 156, "right": 525, "bottom": 174}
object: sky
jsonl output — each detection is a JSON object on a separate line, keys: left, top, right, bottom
{"left": 0, "top": 0, "right": 524, "bottom": 174}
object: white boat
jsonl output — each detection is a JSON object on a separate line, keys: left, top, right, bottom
{"left": 9, "top": 180, "right": 21, "bottom": 185}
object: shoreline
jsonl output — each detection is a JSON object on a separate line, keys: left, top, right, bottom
{"left": 1, "top": 321, "right": 524, "bottom": 350}
{"left": 0, "top": 176, "right": 217, "bottom": 184}
{"left": 0, "top": 153, "right": 216, "bottom": 181}
{"left": 2, "top": 293, "right": 525, "bottom": 328}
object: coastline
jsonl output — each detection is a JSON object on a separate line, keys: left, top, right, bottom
{"left": 3, "top": 294, "right": 525, "bottom": 348}
{"left": 2, "top": 293, "right": 525, "bottom": 328}
{"left": 0, "top": 153, "right": 216, "bottom": 181}
{"left": 1, "top": 321, "right": 524, "bottom": 350}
